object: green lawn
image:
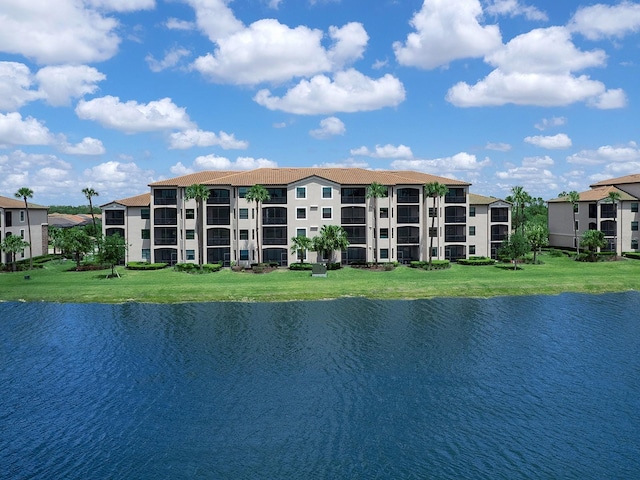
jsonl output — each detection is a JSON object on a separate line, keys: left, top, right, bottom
{"left": 1, "top": 254, "right": 639, "bottom": 303}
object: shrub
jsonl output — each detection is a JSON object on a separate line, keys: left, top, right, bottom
{"left": 174, "top": 263, "right": 222, "bottom": 273}
{"left": 202, "top": 263, "right": 222, "bottom": 273}
{"left": 409, "top": 260, "right": 450, "bottom": 270}
{"left": 127, "top": 262, "right": 168, "bottom": 270}
{"left": 327, "top": 262, "right": 341, "bottom": 270}
{"left": 623, "top": 252, "right": 640, "bottom": 260}
{"left": 458, "top": 256, "right": 495, "bottom": 266}
{"left": 547, "top": 248, "right": 565, "bottom": 257}
{"left": 289, "top": 263, "right": 314, "bottom": 271}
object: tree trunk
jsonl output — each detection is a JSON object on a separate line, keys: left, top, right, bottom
{"left": 255, "top": 201, "right": 261, "bottom": 264}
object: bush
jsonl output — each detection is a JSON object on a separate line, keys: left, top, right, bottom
{"left": 623, "top": 252, "right": 640, "bottom": 260}
{"left": 458, "top": 256, "right": 495, "bottom": 266}
{"left": 547, "top": 248, "right": 565, "bottom": 257}
{"left": 409, "top": 260, "right": 450, "bottom": 270}
{"left": 289, "top": 263, "right": 314, "bottom": 271}
{"left": 327, "top": 262, "right": 341, "bottom": 270}
{"left": 174, "top": 263, "right": 222, "bottom": 273}
{"left": 127, "top": 262, "right": 168, "bottom": 270}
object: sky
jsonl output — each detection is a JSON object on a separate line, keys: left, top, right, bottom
{"left": 1, "top": 0, "right": 639, "bottom": 206}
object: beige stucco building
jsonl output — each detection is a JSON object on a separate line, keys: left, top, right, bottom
{"left": 102, "top": 168, "right": 511, "bottom": 266}
{"left": 0, "top": 194, "right": 49, "bottom": 263}
{"left": 548, "top": 174, "right": 640, "bottom": 254}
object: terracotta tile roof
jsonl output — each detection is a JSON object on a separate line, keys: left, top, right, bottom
{"left": 590, "top": 173, "right": 640, "bottom": 187}
{"left": 48, "top": 213, "right": 97, "bottom": 228}
{"left": 149, "top": 168, "right": 471, "bottom": 188}
{"left": 0, "top": 194, "right": 47, "bottom": 210}
{"left": 469, "top": 193, "right": 509, "bottom": 205}
{"left": 113, "top": 192, "right": 151, "bottom": 207}
{"left": 149, "top": 171, "right": 236, "bottom": 187}
{"left": 549, "top": 186, "right": 637, "bottom": 203}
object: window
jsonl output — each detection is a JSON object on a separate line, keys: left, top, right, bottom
{"left": 296, "top": 228, "right": 306, "bottom": 237}
{"left": 632, "top": 221, "right": 639, "bottom": 232}
{"left": 20, "top": 229, "right": 25, "bottom": 238}
{"left": 141, "top": 208, "right": 150, "bottom": 219}
{"left": 142, "top": 249, "right": 151, "bottom": 262}
{"left": 632, "top": 239, "right": 639, "bottom": 250}
{"left": 186, "top": 229, "right": 195, "bottom": 240}
{"left": 322, "top": 207, "right": 332, "bottom": 219}
{"left": 573, "top": 203, "right": 579, "bottom": 213}
{"left": 20, "top": 211, "right": 25, "bottom": 222}
{"left": 380, "top": 228, "right": 389, "bottom": 239}
{"left": 380, "top": 208, "right": 389, "bottom": 219}
{"left": 632, "top": 203, "right": 639, "bottom": 213}
{"left": 296, "top": 207, "right": 306, "bottom": 219}
{"left": 429, "top": 227, "right": 437, "bottom": 238}
{"left": 239, "top": 229, "right": 249, "bottom": 240}
{"left": 575, "top": 221, "right": 579, "bottom": 231}
{"left": 322, "top": 186, "right": 332, "bottom": 199}
{"left": 238, "top": 187, "right": 248, "bottom": 198}
{"left": 240, "top": 250, "right": 249, "bottom": 261}
{"left": 428, "top": 207, "right": 436, "bottom": 218}
{"left": 154, "top": 188, "right": 177, "bottom": 205}
{"left": 296, "top": 187, "right": 306, "bottom": 199}
{"left": 380, "top": 249, "right": 389, "bottom": 259}
{"left": 141, "top": 229, "right": 150, "bottom": 239}
{"left": 239, "top": 208, "right": 249, "bottom": 219}
{"left": 469, "top": 206, "right": 476, "bottom": 217}
{"left": 185, "top": 209, "right": 194, "bottom": 219}
{"left": 186, "top": 250, "right": 195, "bottom": 261}
{"left": 469, "top": 226, "right": 476, "bottom": 236}
{"left": 469, "top": 245, "right": 476, "bottom": 255}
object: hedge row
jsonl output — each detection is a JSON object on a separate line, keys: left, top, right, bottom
{"left": 623, "top": 252, "right": 640, "bottom": 260}
{"left": 409, "top": 260, "right": 450, "bottom": 270}
{"left": 457, "top": 256, "right": 495, "bottom": 266}
{"left": 126, "top": 262, "right": 168, "bottom": 270}
{"left": 174, "top": 263, "right": 222, "bottom": 273}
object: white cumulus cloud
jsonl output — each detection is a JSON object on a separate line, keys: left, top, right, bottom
{"left": 254, "top": 69, "right": 405, "bottom": 115}
{"left": 0, "top": 112, "right": 53, "bottom": 146}
{"left": 567, "top": 142, "right": 640, "bottom": 165}
{"left": 309, "top": 117, "right": 346, "bottom": 139}
{"left": 0, "top": 62, "right": 41, "bottom": 111}
{"left": 75, "top": 96, "right": 195, "bottom": 133}
{"left": 59, "top": 137, "right": 106, "bottom": 155}
{"left": 393, "top": 0, "right": 502, "bottom": 69}
{"left": 351, "top": 144, "right": 413, "bottom": 159}
{"left": 485, "top": 0, "right": 548, "bottom": 21}
{"left": 391, "top": 152, "right": 490, "bottom": 173}
{"left": 36, "top": 65, "right": 106, "bottom": 107}
{"left": 524, "top": 133, "right": 572, "bottom": 149}
{"left": 168, "top": 129, "right": 249, "bottom": 150}
{"left": 569, "top": 1, "right": 640, "bottom": 40}
{"left": 174, "top": 155, "right": 278, "bottom": 173}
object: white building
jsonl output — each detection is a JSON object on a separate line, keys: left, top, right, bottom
{"left": 0, "top": 194, "right": 49, "bottom": 263}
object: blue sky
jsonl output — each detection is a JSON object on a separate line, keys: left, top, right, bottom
{"left": 1, "top": 0, "right": 639, "bottom": 205}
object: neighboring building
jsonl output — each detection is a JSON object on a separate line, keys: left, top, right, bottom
{"left": 48, "top": 213, "right": 101, "bottom": 229}
{"left": 548, "top": 174, "right": 640, "bottom": 254}
{"left": 468, "top": 194, "right": 512, "bottom": 258}
{"left": 0, "top": 194, "right": 49, "bottom": 263}
{"left": 102, "top": 168, "right": 512, "bottom": 266}
{"left": 99, "top": 193, "right": 151, "bottom": 264}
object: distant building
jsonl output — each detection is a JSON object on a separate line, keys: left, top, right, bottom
{"left": 48, "top": 213, "right": 101, "bottom": 229}
{"left": 102, "top": 168, "right": 512, "bottom": 266}
{"left": 0, "top": 194, "right": 49, "bottom": 263}
{"left": 548, "top": 174, "right": 640, "bottom": 254}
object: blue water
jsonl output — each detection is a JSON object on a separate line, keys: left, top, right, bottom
{"left": 1, "top": 294, "right": 640, "bottom": 479}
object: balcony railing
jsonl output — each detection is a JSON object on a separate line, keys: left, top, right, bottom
{"left": 445, "top": 216, "right": 466, "bottom": 223}
{"left": 397, "top": 236, "right": 420, "bottom": 244}
{"left": 154, "top": 217, "right": 177, "bottom": 225}
{"left": 445, "top": 195, "right": 466, "bottom": 204}
{"left": 397, "top": 194, "right": 419, "bottom": 203}
{"left": 154, "top": 238, "right": 177, "bottom": 246}
{"left": 262, "top": 216, "right": 287, "bottom": 225}
{"left": 208, "top": 238, "right": 230, "bottom": 246}
{"left": 105, "top": 218, "right": 125, "bottom": 225}
{"left": 445, "top": 235, "right": 466, "bottom": 242}
{"left": 491, "top": 215, "right": 508, "bottom": 223}
{"left": 347, "top": 236, "right": 366, "bottom": 244}
{"left": 397, "top": 216, "right": 419, "bottom": 223}
{"left": 342, "top": 215, "right": 366, "bottom": 224}
{"left": 491, "top": 234, "right": 508, "bottom": 241}
{"left": 341, "top": 196, "right": 365, "bottom": 204}
{"left": 263, "top": 238, "right": 287, "bottom": 245}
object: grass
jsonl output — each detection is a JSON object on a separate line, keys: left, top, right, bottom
{"left": 1, "top": 254, "right": 639, "bottom": 304}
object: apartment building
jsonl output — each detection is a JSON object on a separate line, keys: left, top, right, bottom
{"left": 0, "top": 194, "right": 49, "bottom": 263}
{"left": 102, "top": 168, "right": 512, "bottom": 266}
{"left": 548, "top": 174, "right": 640, "bottom": 254}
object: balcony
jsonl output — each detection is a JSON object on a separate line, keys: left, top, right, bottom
{"left": 206, "top": 189, "right": 230, "bottom": 204}
{"left": 491, "top": 233, "right": 508, "bottom": 242}
{"left": 397, "top": 188, "right": 420, "bottom": 204}
{"left": 105, "top": 211, "right": 125, "bottom": 225}
{"left": 341, "top": 206, "right": 366, "bottom": 224}
{"left": 397, "top": 215, "right": 419, "bottom": 223}
{"left": 341, "top": 188, "right": 366, "bottom": 204}
{"left": 491, "top": 215, "right": 508, "bottom": 223}
{"left": 445, "top": 216, "right": 466, "bottom": 223}
{"left": 397, "top": 235, "right": 419, "bottom": 244}
{"left": 154, "top": 189, "right": 177, "bottom": 205}
{"left": 263, "top": 226, "right": 287, "bottom": 245}
{"left": 445, "top": 188, "right": 466, "bottom": 204}
{"left": 445, "top": 234, "right": 466, "bottom": 242}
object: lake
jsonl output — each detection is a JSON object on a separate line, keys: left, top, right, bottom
{"left": 2, "top": 293, "right": 639, "bottom": 479}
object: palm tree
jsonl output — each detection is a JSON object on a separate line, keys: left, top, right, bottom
{"left": 607, "top": 190, "right": 621, "bottom": 254}
{"left": 185, "top": 184, "right": 210, "bottom": 270}
{"left": 510, "top": 186, "right": 530, "bottom": 235}
{"left": 82, "top": 187, "right": 99, "bottom": 235}
{"left": 14, "top": 187, "right": 34, "bottom": 269}
{"left": 245, "top": 184, "right": 271, "bottom": 264}
{"left": 366, "top": 182, "right": 387, "bottom": 264}
{"left": 567, "top": 191, "right": 580, "bottom": 254}
{"left": 424, "top": 182, "right": 449, "bottom": 270}
{"left": 313, "top": 225, "right": 350, "bottom": 264}
{"left": 1, "top": 234, "right": 30, "bottom": 272}
{"left": 290, "top": 235, "right": 312, "bottom": 263}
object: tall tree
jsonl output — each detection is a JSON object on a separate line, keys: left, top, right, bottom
{"left": 14, "top": 187, "right": 34, "bottom": 269}
{"left": 567, "top": 191, "right": 580, "bottom": 254}
{"left": 509, "top": 186, "right": 530, "bottom": 235}
{"left": 581, "top": 229, "right": 606, "bottom": 262}
{"left": 525, "top": 223, "right": 549, "bottom": 264}
{"left": 606, "top": 190, "right": 621, "bottom": 254}
{"left": 97, "top": 233, "right": 127, "bottom": 278}
{"left": 245, "top": 185, "right": 271, "bottom": 264}
{"left": 499, "top": 232, "right": 530, "bottom": 270}
{"left": 185, "top": 184, "right": 210, "bottom": 270}
{"left": 290, "top": 235, "right": 312, "bottom": 263}
{"left": 81, "top": 187, "right": 100, "bottom": 236}
{"left": 60, "top": 227, "right": 95, "bottom": 270}
{"left": 366, "top": 182, "right": 388, "bottom": 264}
{"left": 424, "top": 182, "right": 449, "bottom": 270}
{"left": 1, "top": 234, "right": 30, "bottom": 272}
{"left": 312, "top": 225, "right": 350, "bottom": 264}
